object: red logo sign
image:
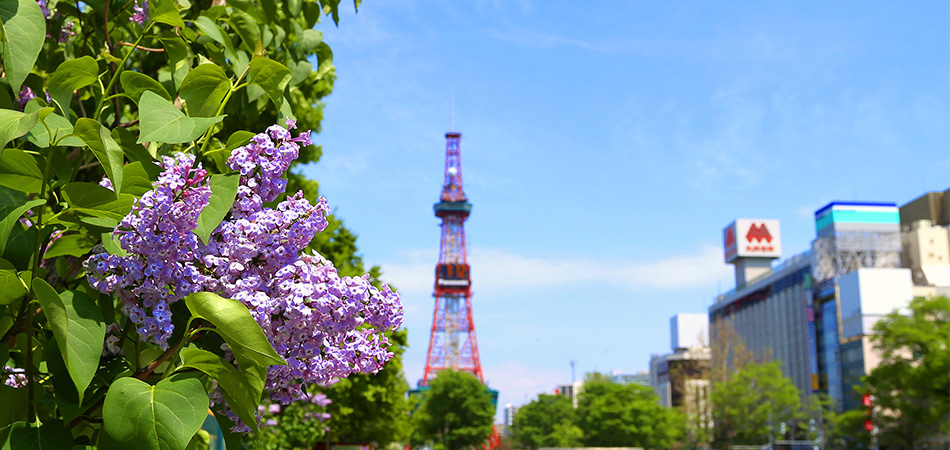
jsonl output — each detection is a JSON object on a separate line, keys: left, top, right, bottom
{"left": 864, "top": 419, "right": 874, "bottom": 432}
{"left": 724, "top": 227, "right": 736, "bottom": 248}
{"left": 746, "top": 223, "right": 772, "bottom": 243}
{"left": 862, "top": 393, "right": 872, "bottom": 407}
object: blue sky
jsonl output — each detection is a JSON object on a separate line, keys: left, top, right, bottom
{"left": 302, "top": 1, "right": 950, "bottom": 415}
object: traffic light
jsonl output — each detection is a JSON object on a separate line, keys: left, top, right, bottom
{"left": 862, "top": 393, "right": 874, "bottom": 432}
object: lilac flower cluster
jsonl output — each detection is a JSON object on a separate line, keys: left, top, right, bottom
{"left": 255, "top": 391, "right": 332, "bottom": 429}
{"left": 227, "top": 120, "right": 310, "bottom": 207}
{"left": 59, "top": 21, "right": 75, "bottom": 43}
{"left": 3, "top": 367, "right": 27, "bottom": 388}
{"left": 86, "top": 122, "right": 403, "bottom": 430}
{"left": 131, "top": 0, "right": 148, "bottom": 26}
{"left": 254, "top": 252, "right": 402, "bottom": 403}
{"left": 36, "top": 0, "right": 49, "bottom": 18}
{"left": 17, "top": 86, "right": 53, "bottom": 110}
{"left": 86, "top": 154, "right": 212, "bottom": 346}
{"left": 17, "top": 86, "right": 36, "bottom": 108}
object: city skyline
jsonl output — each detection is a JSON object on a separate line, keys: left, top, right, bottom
{"left": 302, "top": 1, "right": 950, "bottom": 415}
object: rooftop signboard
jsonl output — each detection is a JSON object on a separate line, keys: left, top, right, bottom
{"left": 724, "top": 219, "right": 782, "bottom": 263}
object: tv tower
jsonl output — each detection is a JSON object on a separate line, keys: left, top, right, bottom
{"left": 418, "top": 131, "right": 499, "bottom": 449}
{"left": 421, "top": 131, "right": 484, "bottom": 383}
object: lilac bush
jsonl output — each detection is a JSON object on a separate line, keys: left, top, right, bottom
{"left": 86, "top": 124, "right": 403, "bottom": 429}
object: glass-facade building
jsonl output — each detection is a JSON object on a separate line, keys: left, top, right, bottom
{"left": 711, "top": 201, "right": 911, "bottom": 411}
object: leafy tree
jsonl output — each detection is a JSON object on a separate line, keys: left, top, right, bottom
{"left": 711, "top": 361, "right": 803, "bottom": 448}
{"left": 511, "top": 393, "right": 580, "bottom": 449}
{"left": 320, "top": 329, "right": 412, "bottom": 447}
{"left": 250, "top": 393, "right": 332, "bottom": 450}
{"left": 0, "top": 0, "right": 407, "bottom": 449}
{"left": 860, "top": 295, "right": 950, "bottom": 448}
{"left": 575, "top": 373, "right": 682, "bottom": 449}
{"left": 415, "top": 370, "right": 495, "bottom": 450}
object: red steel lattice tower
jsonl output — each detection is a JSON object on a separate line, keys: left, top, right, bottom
{"left": 419, "top": 131, "right": 500, "bottom": 449}
{"left": 422, "top": 131, "right": 484, "bottom": 383}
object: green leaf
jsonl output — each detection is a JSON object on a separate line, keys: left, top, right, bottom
{"left": 319, "top": 0, "right": 341, "bottom": 25}
{"left": 290, "top": 59, "right": 312, "bottom": 85}
{"left": 112, "top": 127, "right": 155, "bottom": 166}
{"left": 24, "top": 104, "right": 84, "bottom": 148}
{"left": 0, "top": 269, "right": 25, "bottom": 305}
{"left": 159, "top": 32, "right": 192, "bottom": 91}
{"left": 193, "top": 173, "right": 238, "bottom": 245}
{"left": 32, "top": 280, "right": 106, "bottom": 404}
{"left": 120, "top": 161, "right": 158, "bottom": 197}
{"left": 184, "top": 430, "right": 210, "bottom": 450}
{"left": 0, "top": 107, "right": 53, "bottom": 155}
{"left": 61, "top": 183, "right": 135, "bottom": 221}
{"left": 179, "top": 347, "right": 259, "bottom": 431}
{"left": 44, "top": 234, "right": 96, "bottom": 259}
{"left": 100, "top": 231, "right": 128, "bottom": 257}
{"left": 0, "top": 385, "right": 27, "bottom": 430}
{"left": 193, "top": 16, "right": 239, "bottom": 65}
{"left": 212, "top": 411, "right": 246, "bottom": 450}
{"left": 150, "top": 0, "right": 185, "bottom": 28}
{"left": 179, "top": 63, "right": 230, "bottom": 117}
{"left": 120, "top": 71, "right": 172, "bottom": 104}
{"left": 0, "top": 0, "right": 46, "bottom": 92}
{"left": 225, "top": 131, "right": 254, "bottom": 152}
{"left": 314, "top": 42, "right": 334, "bottom": 80}
{"left": 248, "top": 57, "right": 291, "bottom": 109}
{"left": 2, "top": 222, "right": 33, "bottom": 270}
{"left": 137, "top": 91, "right": 225, "bottom": 144}
{"left": 48, "top": 56, "right": 99, "bottom": 117}
{"left": 102, "top": 375, "right": 209, "bottom": 450}
{"left": 0, "top": 197, "right": 43, "bottom": 255}
{"left": 5, "top": 419, "right": 74, "bottom": 449}
{"left": 0, "top": 148, "right": 43, "bottom": 193}
{"left": 184, "top": 292, "right": 285, "bottom": 368}
{"left": 298, "top": 29, "right": 323, "bottom": 53}
{"left": 227, "top": 9, "right": 259, "bottom": 51}
{"left": 0, "top": 185, "right": 26, "bottom": 212}
{"left": 73, "top": 118, "right": 125, "bottom": 196}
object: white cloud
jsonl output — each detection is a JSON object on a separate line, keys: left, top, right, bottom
{"left": 379, "top": 245, "right": 732, "bottom": 297}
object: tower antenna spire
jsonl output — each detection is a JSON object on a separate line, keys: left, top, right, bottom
{"left": 451, "top": 95, "right": 456, "bottom": 131}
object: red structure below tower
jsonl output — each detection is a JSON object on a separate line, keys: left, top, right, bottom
{"left": 422, "top": 131, "right": 483, "bottom": 383}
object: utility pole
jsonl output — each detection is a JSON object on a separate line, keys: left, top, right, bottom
{"left": 768, "top": 410, "right": 774, "bottom": 450}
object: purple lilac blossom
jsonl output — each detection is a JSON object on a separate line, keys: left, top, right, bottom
{"left": 86, "top": 154, "right": 212, "bottom": 347}
{"left": 102, "top": 323, "right": 124, "bottom": 356}
{"left": 17, "top": 86, "right": 36, "bottom": 108}
{"left": 99, "top": 176, "right": 114, "bottom": 191}
{"left": 131, "top": 0, "right": 148, "bottom": 26}
{"left": 85, "top": 124, "right": 403, "bottom": 432}
{"left": 4, "top": 367, "right": 27, "bottom": 388}
{"left": 59, "top": 21, "right": 75, "bottom": 42}
{"left": 227, "top": 124, "right": 310, "bottom": 205}
{"left": 36, "top": 0, "right": 50, "bottom": 18}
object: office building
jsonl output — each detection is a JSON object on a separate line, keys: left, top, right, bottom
{"left": 650, "top": 313, "right": 711, "bottom": 430}
{"left": 711, "top": 192, "right": 950, "bottom": 412}
{"left": 711, "top": 219, "right": 813, "bottom": 397}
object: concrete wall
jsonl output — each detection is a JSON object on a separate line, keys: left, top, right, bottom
{"left": 838, "top": 268, "right": 912, "bottom": 339}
